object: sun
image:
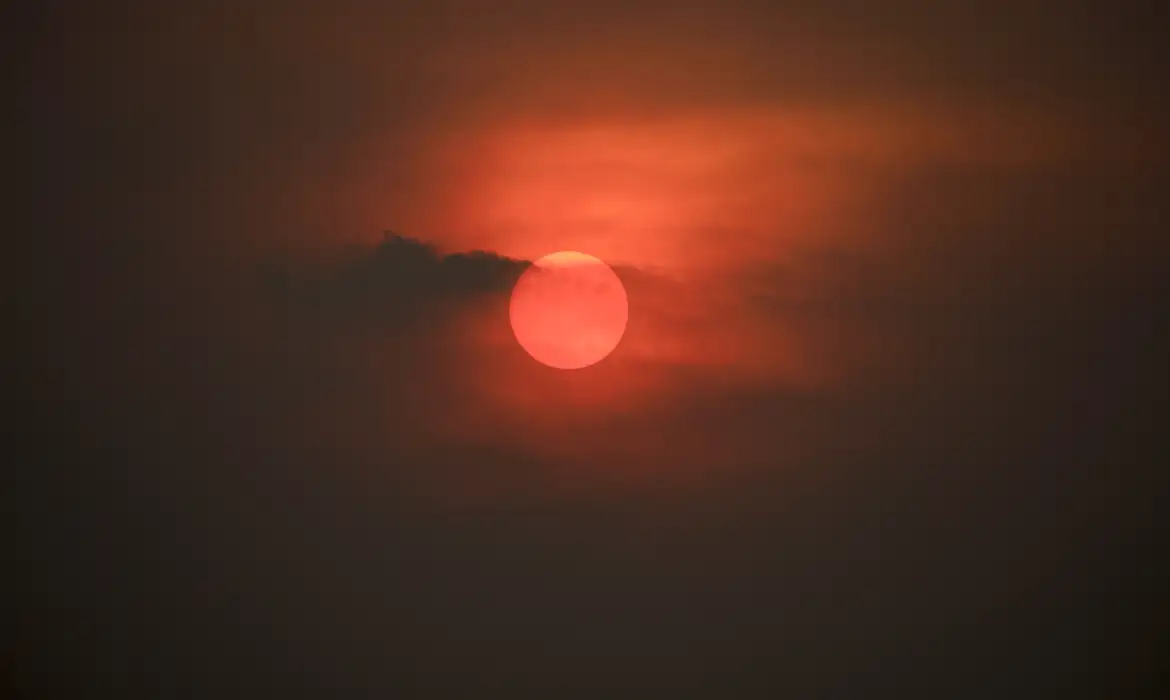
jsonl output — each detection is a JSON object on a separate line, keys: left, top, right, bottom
{"left": 509, "top": 251, "right": 629, "bottom": 370}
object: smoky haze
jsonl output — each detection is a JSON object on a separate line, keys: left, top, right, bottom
{"left": 12, "top": 1, "right": 1170, "bottom": 698}
{"left": 16, "top": 205, "right": 1168, "bottom": 697}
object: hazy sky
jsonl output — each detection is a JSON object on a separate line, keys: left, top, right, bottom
{"left": 16, "top": 2, "right": 1169, "bottom": 696}
{"left": 28, "top": 0, "right": 1166, "bottom": 266}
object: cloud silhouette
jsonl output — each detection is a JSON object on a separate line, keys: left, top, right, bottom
{"left": 265, "top": 232, "right": 532, "bottom": 326}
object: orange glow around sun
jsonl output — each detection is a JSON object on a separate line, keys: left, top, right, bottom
{"left": 509, "top": 251, "right": 629, "bottom": 370}
{"left": 426, "top": 112, "right": 840, "bottom": 271}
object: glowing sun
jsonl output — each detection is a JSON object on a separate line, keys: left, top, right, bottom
{"left": 509, "top": 251, "right": 629, "bottom": 370}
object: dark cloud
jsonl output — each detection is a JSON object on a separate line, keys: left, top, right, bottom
{"left": 266, "top": 232, "right": 531, "bottom": 327}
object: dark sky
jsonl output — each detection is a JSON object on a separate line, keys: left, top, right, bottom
{"left": 12, "top": 1, "right": 1170, "bottom": 697}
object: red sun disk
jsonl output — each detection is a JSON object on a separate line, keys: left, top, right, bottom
{"left": 509, "top": 251, "right": 629, "bottom": 370}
